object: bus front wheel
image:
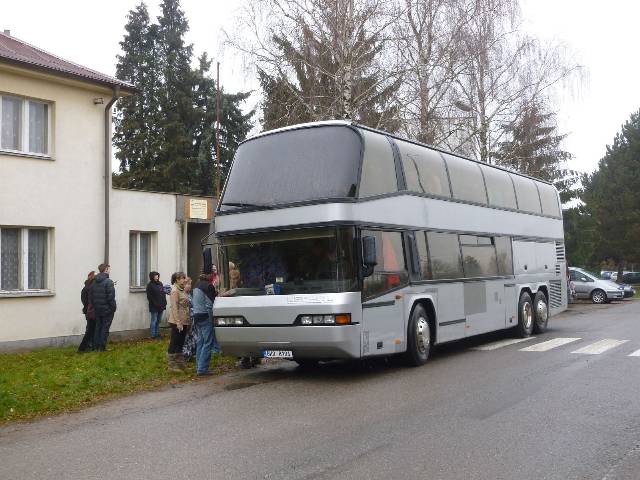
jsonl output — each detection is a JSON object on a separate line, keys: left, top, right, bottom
{"left": 515, "top": 292, "right": 534, "bottom": 338}
{"left": 404, "top": 305, "right": 431, "bottom": 366}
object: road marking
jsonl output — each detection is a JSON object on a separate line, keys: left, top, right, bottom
{"left": 519, "top": 337, "right": 581, "bottom": 352}
{"left": 474, "top": 337, "right": 536, "bottom": 351}
{"left": 629, "top": 349, "right": 640, "bottom": 357}
{"left": 571, "top": 339, "right": 629, "bottom": 355}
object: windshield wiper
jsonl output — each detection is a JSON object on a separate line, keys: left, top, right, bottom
{"left": 220, "top": 202, "right": 265, "bottom": 208}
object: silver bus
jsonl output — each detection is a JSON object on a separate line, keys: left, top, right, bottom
{"left": 208, "top": 121, "right": 567, "bottom": 366}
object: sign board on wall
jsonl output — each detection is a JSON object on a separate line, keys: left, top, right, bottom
{"left": 189, "top": 199, "right": 208, "bottom": 220}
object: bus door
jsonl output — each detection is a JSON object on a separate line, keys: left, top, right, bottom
{"left": 360, "top": 230, "right": 408, "bottom": 357}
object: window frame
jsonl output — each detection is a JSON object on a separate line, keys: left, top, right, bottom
{"left": 360, "top": 229, "right": 409, "bottom": 299}
{"left": 0, "top": 93, "right": 52, "bottom": 158}
{"left": 129, "top": 231, "right": 156, "bottom": 289}
{"left": 0, "top": 226, "right": 51, "bottom": 294}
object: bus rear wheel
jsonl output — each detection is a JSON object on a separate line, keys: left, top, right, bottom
{"left": 404, "top": 305, "right": 431, "bottom": 366}
{"left": 532, "top": 291, "right": 549, "bottom": 334}
{"left": 515, "top": 292, "right": 534, "bottom": 338}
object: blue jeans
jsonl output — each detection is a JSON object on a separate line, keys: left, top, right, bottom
{"left": 208, "top": 311, "right": 221, "bottom": 354}
{"left": 150, "top": 311, "right": 162, "bottom": 338}
{"left": 194, "top": 315, "right": 213, "bottom": 374}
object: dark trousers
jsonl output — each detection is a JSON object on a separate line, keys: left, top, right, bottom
{"left": 78, "top": 315, "right": 95, "bottom": 352}
{"left": 93, "top": 313, "right": 114, "bottom": 351}
{"left": 168, "top": 324, "right": 189, "bottom": 354}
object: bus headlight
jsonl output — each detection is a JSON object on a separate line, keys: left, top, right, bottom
{"left": 214, "top": 316, "right": 247, "bottom": 326}
{"left": 297, "top": 314, "right": 351, "bottom": 325}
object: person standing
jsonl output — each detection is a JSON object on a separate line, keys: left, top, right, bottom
{"left": 192, "top": 273, "right": 216, "bottom": 376}
{"left": 146, "top": 271, "right": 167, "bottom": 339}
{"left": 167, "top": 272, "right": 191, "bottom": 371}
{"left": 78, "top": 271, "right": 96, "bottom": 352}
{"left": 90, "top": 264, "right": 117, "bottom": 351}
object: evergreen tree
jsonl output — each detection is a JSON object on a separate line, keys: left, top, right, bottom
{"left": 581, "top": 110, "right": 640, "bottom": 276}
{"left": 256, "top": 0, "right": 400, "bottom": 131}
{"left": 113, "top": 3, "right": 154, "bottom": 185}
{"left": 113, "top": 0, "right": 253, "bottom": 195}
{"left": 496, "top": 101, "right": 578, "bottom": 203}
{"left": 156, "top": 0, "right": 197, "bottom": 193}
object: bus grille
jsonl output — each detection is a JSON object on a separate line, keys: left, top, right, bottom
{"left": 555, "top": 242, "right": 566, "bottom": 262}
{"left": 555, "top": 264, "right": 561, "bottom": 276}
{"left": 549, "top": 280, "right": 563, "bottom": 308}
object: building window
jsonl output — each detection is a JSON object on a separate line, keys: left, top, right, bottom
{"left": 129, "top": 231, "right": 154, "bottom": 287}
{"left": 0, "top": 227, "right": 50, "bottom": 291}
{"left": 0, "top": 94, "right": 50, "bottom": 156}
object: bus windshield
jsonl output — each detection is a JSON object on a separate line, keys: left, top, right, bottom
{"left": 219, "top": 227, "right": 358, "bottom": 296}
{"left": 219, "top": 126, "right": 361, "bottom": 211}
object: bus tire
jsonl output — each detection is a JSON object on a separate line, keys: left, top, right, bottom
{"left": 515, "top": 292, "right": 534, "bottom": 338}
{"left": 404, "top": 305, "right": 431, "bottom": 366}
{"left": 532, "top": 291, "right": 549, "bottom": 334}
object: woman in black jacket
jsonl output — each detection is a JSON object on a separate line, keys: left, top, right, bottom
{"left": 78, "top": 271, "right": 96, "bottom": 352}
{"left": 146, "top": 271, "right": 167, "bottom": 338}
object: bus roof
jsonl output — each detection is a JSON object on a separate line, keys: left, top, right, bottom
{"left": 244, "top": 120, "right": 554, "bottom": 187}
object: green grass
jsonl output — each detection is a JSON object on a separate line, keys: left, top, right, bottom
{"left": 0, "top": 337, "right": 236, "bottom": 424}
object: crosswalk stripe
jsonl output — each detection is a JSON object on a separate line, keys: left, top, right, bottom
{"left": 571, "top": 339, "right": 628, "bottom": 355}
{"left": 519, "top": 337, "right": 581, "bottom": 352}
{"left": 629, "top": 349, "right": 640, "bottom": 357}
{"left": 474, "top": 337, "right": 536, "bottom": 351}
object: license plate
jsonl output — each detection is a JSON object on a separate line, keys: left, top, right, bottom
{"left": 262, "top": 350, "right": 293, "bottom": 359}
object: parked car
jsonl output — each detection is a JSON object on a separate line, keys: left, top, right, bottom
{"left": 600, "top": 271, "right": 614, "bottom": 280}
{"left": 621, "top": 283, "right": 636, "bottom": 298}
{"left": 622, "top": 272, "right": 640, "bottom": 284}
{"left": 569, "top": 268, "right": 625, "bottom": 304}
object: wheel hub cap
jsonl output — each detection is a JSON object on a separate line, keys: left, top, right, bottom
{"left": 416, "top": 317, "right": 429, "bottom": 354}
{"left": 522, "top": 303, "right": 533, "bottom": 329}
{"left": 536, "top": 301, "right": 548, "bottom": 323}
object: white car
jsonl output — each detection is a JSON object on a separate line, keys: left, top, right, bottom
{"left": 569, "top": 268, "right": 625, "bottom": 304}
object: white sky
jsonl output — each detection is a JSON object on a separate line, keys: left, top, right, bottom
{"left": 4, "top": 0, "right": 640, "bottom": 174}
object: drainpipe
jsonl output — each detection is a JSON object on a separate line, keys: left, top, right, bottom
{"left": 104, "top": 86, "right": 120, "bottom": 263}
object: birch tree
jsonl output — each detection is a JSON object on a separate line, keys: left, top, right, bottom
{"left": 444, "top": 0, "right": 581, "bottom": 163}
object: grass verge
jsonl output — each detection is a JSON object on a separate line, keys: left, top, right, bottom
{"left": 0, "top": 337, "right": 236, "bottom": 424}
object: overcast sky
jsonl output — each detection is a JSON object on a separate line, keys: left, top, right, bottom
{"left": 4, "top": 0, "right": 640, "bottom": 175}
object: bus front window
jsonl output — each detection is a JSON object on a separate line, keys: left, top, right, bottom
{"left": 220, "top": 227, "right": 357, "bottom": 296}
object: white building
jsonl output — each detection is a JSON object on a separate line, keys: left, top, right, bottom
{"left": 0, "top": 31, "right": 213, "bottom": 351}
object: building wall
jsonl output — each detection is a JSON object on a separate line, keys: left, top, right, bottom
{"left": 109, "top": 189, "right": 181, "bottom": 333}
{"left": 0, "top": 67, "right": 108, "bottom": 343}
{"left": 0, "top": 66, "right": 214, "bottom": 350}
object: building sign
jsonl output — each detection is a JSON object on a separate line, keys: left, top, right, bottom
{"left": 189, "top": 199, "right": 208, "bottom": 219}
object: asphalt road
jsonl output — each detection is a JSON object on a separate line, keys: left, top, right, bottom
{"left": 2, "top": 300, "right": 640, "bottom": 480}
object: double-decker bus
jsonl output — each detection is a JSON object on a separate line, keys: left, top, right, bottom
{"left": 206, "top": 121, "right": 567, "bottom": 366}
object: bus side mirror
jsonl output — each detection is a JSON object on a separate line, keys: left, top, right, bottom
{"left": 203, "top": 247, "right": 213, "bottom": 274}
{"left": 362, "top": 236, "right": 377, "bottom": 277}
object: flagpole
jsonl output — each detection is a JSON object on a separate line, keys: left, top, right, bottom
{"left": 216, "top": 61, "right": 222, "bottom": 201}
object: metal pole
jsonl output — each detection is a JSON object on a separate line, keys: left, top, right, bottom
{"left": 216, "top": 62, "right": 221, "bottom": 201}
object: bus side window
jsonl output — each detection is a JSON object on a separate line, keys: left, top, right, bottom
{"left": 358, "top": 130, "right": 398, "bottom": 197}
{"left": 396, "top": 140, "right": 451, "bottom": 198}
{"left": 415, "top": 232, "right": 432, "bottom": 280}
{"left": 427, "top": 232, "right": 464, "bottom": 280}
{"left": 442, "top": 154, "right": 488, "bottom": 205}
{"left": 362, "top": 230, "right": 408, "bottom": 298}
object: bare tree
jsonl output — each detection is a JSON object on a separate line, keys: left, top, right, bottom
{"left": 392, "top": 0, "right": 472, "bottom": 145}
{"left": 443, "top": 0, "right": 582, "bottom": 163}
{"left": 228, "top": 0, "right": 402, "bottom": 130}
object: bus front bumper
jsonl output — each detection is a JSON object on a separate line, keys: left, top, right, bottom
{"left": 215, "top": 324, "right": 361, "bottom": 360}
